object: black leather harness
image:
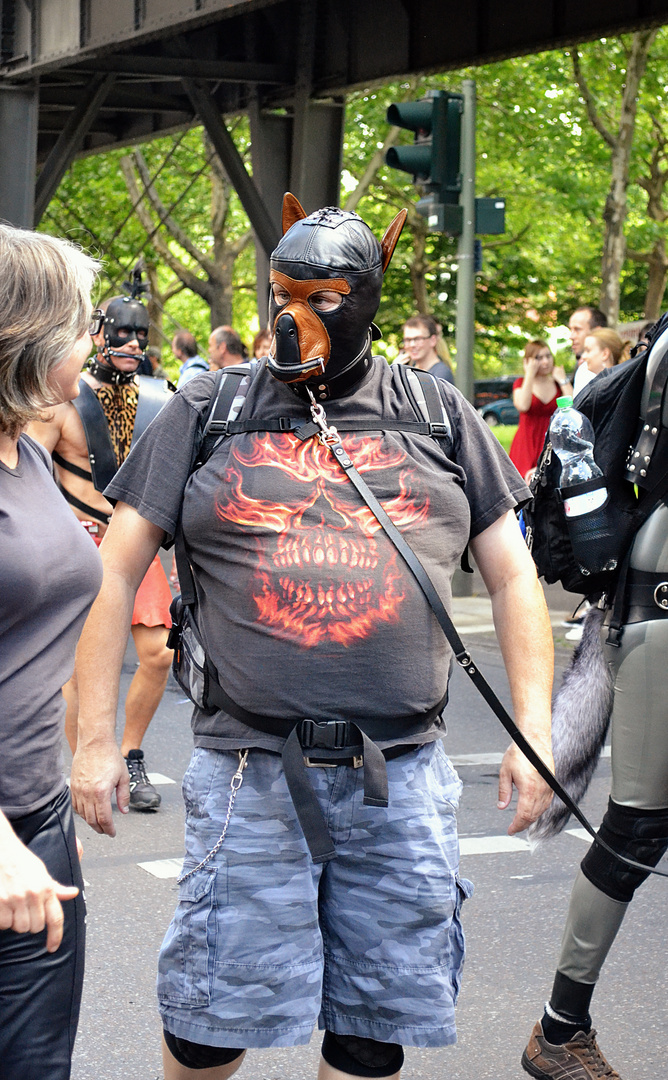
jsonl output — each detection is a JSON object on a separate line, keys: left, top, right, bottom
{"left": 55, "top": 375, "right": 172, "bottom": 522}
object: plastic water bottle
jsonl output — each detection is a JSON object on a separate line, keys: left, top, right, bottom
{"left": 549, "top": 396, "right": 607, "bottom": 517}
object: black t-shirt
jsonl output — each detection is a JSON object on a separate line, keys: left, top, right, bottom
{"left": 107, "top": 359, "right": 528, "bottom": 751}
{"left": 0, "top": 436, "right": 102, "bottom": 816}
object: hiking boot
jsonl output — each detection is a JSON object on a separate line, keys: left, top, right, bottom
{"left": 125, "top": 749, "right": 161, "bottom": 811}
{"left": 522, "top": 1021, "right": 622, "bottom": 1079}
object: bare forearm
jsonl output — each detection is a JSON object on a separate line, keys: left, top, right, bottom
{"left": 513, "top": 375, "right": 535, "bottom": 413}
{"left": 74, "top": 568, "right": 135, "bottom": 746}
{"left": 489, "top": 569, "right": 553, "bottom": 750}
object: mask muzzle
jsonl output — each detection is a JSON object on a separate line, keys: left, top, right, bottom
{"left": 266, "top": 271, "right": 351, "bottom": 384}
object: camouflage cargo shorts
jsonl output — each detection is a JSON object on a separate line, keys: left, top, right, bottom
{"left": 158, "top": 740, "right": 473, "bottom": 1049}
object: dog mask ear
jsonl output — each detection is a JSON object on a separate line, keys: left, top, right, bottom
{"left": 380, "top": 209, "right": 407, "bottom": 273}
{"left": 282, "top": 193, "right": 307, "bottom": 235}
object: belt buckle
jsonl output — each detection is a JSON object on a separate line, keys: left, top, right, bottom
{"left": 352, "top": 754, "right": 363, "bottom": 769}
{"left": 303, "top": 757, "right": 338, "bottom": 768}
{"left": 653, "top": 582, "right": 668, "bottom": 609}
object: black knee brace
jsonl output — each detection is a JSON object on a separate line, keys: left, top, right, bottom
{"left": 581, "top": 797, "right": 668, "bottom": 903}
{"left": 321, "top": 1031, "right": 404, "bottom": 1078}
{"left": 163, "top": 1029, "right": 243, "bottom": 1070}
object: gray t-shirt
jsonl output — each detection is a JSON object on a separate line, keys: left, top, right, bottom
{"left": 107, "top": 359, "right": 528, "bottom": 751}
{"left": 0, "top": 435, "right": 103, "bottom": 817}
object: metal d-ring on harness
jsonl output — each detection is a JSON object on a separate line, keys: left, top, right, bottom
{"left": 304, "top": 390, "right": 668, "bottom": 884}
{"left": 177, "top": 750, "right": 249, "bottom": 885}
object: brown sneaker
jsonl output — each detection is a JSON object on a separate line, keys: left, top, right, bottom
{"left": 522, "top": 1021, "right": 622, "bottom": 1079}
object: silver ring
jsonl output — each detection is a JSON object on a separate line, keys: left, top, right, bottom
{"left": 653, "top": 582, "right": 668, "bottom": 609}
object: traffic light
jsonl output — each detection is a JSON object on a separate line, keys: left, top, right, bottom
{"left": 385, "top": 90, "right": 463, "bottom": 235}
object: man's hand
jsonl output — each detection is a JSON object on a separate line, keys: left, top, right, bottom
{"left": 0, "top": 836, "right": 79, "bottom": 953}
{"left": 70, "top": 739, "right": 130, "bottom": 837}
{"left": 498, "top": 742, "right": 554, "bottom": 835}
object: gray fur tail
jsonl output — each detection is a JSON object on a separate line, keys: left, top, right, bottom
{"left": 528, "top": 605, "right": 614, "bottom": 846}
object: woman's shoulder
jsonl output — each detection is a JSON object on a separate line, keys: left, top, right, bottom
{"left": 18, "top": 433, "right": 53, "bottom": 473}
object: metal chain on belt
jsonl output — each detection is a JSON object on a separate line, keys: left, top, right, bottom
{"left": 177, "top": 749, "right": 249, "bottom": 884}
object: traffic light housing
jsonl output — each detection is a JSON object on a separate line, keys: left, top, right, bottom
{"left": 385, "top": 90, "right": 463, "bottom": 235}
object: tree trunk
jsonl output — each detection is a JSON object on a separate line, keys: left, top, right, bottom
{"left": 408, "top": 221, "right": 431, "bottom": 314}
{"left": 572, "top": 30, "right": 657, "bottom": 327}
{"left": 644, "top": 238, "right": 668, "bottom": 321}
{"left": 598, "top": 32, "right": 656, "bottom": 326}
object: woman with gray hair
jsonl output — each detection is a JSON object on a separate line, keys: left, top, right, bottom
{"left": 0, "top": 223, "right": 102, "bottom": 1079}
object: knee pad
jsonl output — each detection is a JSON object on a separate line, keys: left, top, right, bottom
{"left": 321, "top": 1031, "right": 404, "bottom": 1078}
{"left": 581, "top": 797, "right": 668, "bottom": 902}
{"left": 163, "top": 1030, "right": 243, "bottom": 1070}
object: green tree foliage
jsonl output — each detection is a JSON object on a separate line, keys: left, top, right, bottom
{"left": 42, "top": 29, "right": 668, "bottom": 378}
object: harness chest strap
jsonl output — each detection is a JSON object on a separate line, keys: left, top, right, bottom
{"left": 71, "top": 374, "right": 172, "bottom": 494}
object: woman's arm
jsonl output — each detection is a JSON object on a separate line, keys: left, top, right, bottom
{"left": 553, "top": 365, "right": 573, "bottom": 396}
{"left": 69, "top": 502, "right": 166, "bottom": 837}
{"left": 512, "top": 359, "right": 539, "bottom": 412}
{"left": 0, "top": 809, "right": 78, "bottom": 953}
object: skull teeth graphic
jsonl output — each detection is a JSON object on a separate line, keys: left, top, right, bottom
{"left": 215, "top": 433, "right": 428, "bottom": 648}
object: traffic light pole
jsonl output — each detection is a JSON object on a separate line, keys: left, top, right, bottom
{"left": 453, "top": 80, "right": 476, "bottom": 598}
{"left": 454, "top": 79, "right": 475, "bottom": 407}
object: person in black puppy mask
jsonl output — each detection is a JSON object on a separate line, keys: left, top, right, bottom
{"left": 69, "top": 194, "right": 554, "bottom": 1080}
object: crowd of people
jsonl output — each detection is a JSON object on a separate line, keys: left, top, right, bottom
{"left": 0, "top": 202, "right": 661, "bottom": 1080}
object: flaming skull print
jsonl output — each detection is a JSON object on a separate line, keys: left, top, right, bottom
{"left": 215, "top": 433, "right": 429, "bottom": 648}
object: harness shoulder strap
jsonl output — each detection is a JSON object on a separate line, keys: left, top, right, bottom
{"left": 71, "top": 378, "right": 118, "bottom": 492}
{"left": 132, "top": 376, "right": 173, "bottom": 448}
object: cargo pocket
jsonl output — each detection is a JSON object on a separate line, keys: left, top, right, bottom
{"left": 449, "top": 875, "right": 474, "bottom": 1004}
{"left": 158, "top": 866, "right": 219, "bottom": 1007}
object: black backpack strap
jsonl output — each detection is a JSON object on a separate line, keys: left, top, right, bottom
{"left": 175, "top": 364, "right": 258, "bottom": 604}
{"left": 395, "top": 364, "right": 454, "bottom": 454}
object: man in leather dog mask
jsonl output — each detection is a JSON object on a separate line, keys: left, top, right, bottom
{"left": 70, "top": 194, "right": 554, "bottom": 1080}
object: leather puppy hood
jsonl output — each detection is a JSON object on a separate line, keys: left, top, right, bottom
{"left": 267, "top": 195, "right": 406, "bottom": 390}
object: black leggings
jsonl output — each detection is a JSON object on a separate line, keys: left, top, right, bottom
{"left": 0, "top": 787, "right": 86, "bottom": 1080}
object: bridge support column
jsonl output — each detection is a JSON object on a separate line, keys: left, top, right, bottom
{"left": 0, "top": 83, "right": 38, "bottom": 227}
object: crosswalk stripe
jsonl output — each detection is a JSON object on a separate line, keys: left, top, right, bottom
{"left": 138, "top": 857, "right": 183, "bottom": 879}
{"left": 449, "top": 746, "right": 611, "bottom": 768}
{"left": 136, "top": 826, "right": 593, "bottom": 877}
{"left": 460, "top": 835, "right": 530, "bottom": 855}
{"left": 146, "top": 772, "right": 176, "bottom": 785}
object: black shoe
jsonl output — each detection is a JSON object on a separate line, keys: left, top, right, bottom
{"left": 125, "top": 749, "right": 161, "bottom": 811}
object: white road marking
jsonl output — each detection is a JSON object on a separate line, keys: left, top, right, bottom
{"left": 450, "top": 752, "right": 503, "bottom": 766}
{"left": 459, "top": 835, "right": 530, "bottom": 855}
{"left": 450, "top": 746, "right": 611, "bottom": 767}
{"left": 146, "top": 772, "right": 176, "bottom": 785}
{"left": 137, "top": 857, "right": 183, "bottom": 879}
{"left": 566, "top": 828, "right": 599, "bottom": 843}
{"left": 135, "top": 826, "right": 593, "bottom": 879}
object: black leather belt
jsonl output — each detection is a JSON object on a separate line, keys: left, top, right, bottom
{"left": 624, "top": 569, "right": 668, "bottom": 624}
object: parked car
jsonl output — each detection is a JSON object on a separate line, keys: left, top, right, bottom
{"left": 474, "top": 376, "right": 520, "bottom": 427}
{"left": 477, "top": 396, "right": 519, "bottom": 427}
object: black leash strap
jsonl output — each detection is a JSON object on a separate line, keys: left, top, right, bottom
{"left": 304, "top": 391, "right": 668, "bottom": 882}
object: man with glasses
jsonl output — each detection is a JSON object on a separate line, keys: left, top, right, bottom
{"left": 29, "top": 293, "right": 174, "bottom": 813}
{"left": 401, "top": 315, "right": 454, "bottom": 384}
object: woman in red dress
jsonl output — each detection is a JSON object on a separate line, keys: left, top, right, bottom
{"left": 509, "top": 339, "right": 573, "bottom": 482}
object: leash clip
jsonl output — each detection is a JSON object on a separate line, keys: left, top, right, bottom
{"left": 307, "top": 389, "right": 340, "bottom": 447}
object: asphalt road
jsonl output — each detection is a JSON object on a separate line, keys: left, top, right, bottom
{"left": 67, "top": 627, "right": 667, "bottom": 1080}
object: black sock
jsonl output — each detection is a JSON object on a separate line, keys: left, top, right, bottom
{"left": 542, "top": 972, "right": 594, "bottom": 1044}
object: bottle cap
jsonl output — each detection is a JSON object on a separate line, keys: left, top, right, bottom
{"left": 556, "top": 395, "right": 574, "bottom": 408}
